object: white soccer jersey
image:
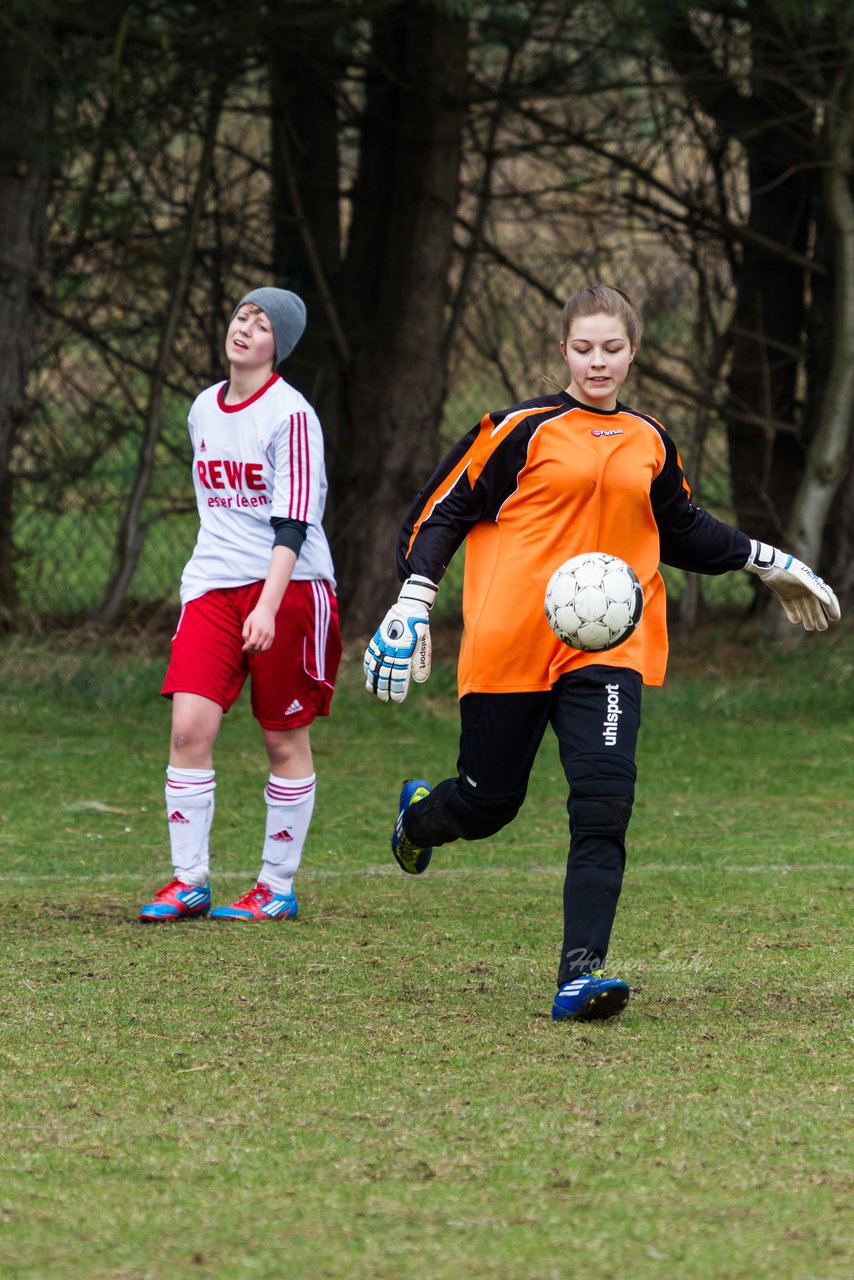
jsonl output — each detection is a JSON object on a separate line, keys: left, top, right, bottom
{"left": 179, "top": 372, "right": 336, "bottom": 605}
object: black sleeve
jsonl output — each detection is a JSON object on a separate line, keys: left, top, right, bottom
{"left": 396, "top": 426, "right": 484, "bottom": 583}
{"left": 651, "top": 430, "right": 751, "bottom": 574}
{"left": 395, "top": 404, "right": 546, "bottom": 584}
{"left": 271, "top": 516, "right": 308, "bottom": 555}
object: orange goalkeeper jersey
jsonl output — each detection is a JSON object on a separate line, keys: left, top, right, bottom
{"left": 398, "top": 392, "right": 750, "bottom": 694}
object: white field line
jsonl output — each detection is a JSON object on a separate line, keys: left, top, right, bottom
{"left": 0, "top": 863, "right": 849, "bottom": 883}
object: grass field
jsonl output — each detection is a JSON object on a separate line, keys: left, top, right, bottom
{"left": 0, "top": 626, "right": 851, "bottom": 1279}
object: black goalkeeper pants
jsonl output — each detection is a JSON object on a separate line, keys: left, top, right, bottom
{"left": 403, "top": 665, "right": 643, "bottom": 987}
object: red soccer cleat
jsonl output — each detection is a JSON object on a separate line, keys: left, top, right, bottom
{"left": 139, "top": 878, "right": 211, "bottom": 923}
{"left": 210, "top": 882, "right": 298, "bottom": 921}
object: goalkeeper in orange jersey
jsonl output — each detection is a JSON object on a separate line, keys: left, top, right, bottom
{"left": 364, "top": 283, "right": 840, "bottom": 1023}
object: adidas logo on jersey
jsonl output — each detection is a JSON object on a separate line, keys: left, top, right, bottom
{"left": 284, "top": 699, "right": 304, "bottom": 715}
{"left": 199, "top": 438, "right": 207, "bottom": 452}
{"left": 168, "top": 811, "right": 190, "bottom": 824}
{"left": 269, "top": 829, "right": 294, "bottom": 842}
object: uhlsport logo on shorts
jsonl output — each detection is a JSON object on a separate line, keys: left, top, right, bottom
{"left": 602, "top": 683, "right": 622, "bottom": 746}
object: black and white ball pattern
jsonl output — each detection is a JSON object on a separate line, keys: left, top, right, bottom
{"left": 544, "top": 552, "right": 643, "bottom": 652}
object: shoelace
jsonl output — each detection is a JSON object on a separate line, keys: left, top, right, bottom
{"left": 233, "top": 884, "right": 272, "bottom": 909}
{"left": 155, "top": 878, "right": 185, "bottom": 899}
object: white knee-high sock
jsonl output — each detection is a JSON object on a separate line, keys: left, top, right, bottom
{"left": 165, "top": 766, "right": 216, "bottom": 886}
{"left": 259, "top": 774, "right": 316, "bottom": 895}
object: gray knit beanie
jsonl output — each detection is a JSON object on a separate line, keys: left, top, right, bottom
{"left": 232, "top": 287, "right": 307, "bottom": 364}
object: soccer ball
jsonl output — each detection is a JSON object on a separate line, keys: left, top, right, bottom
{"left": 544, "top": 552, "right": 643, "bottom": 652}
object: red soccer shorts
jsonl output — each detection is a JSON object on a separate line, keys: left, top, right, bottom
{"left": 162, "top": 579, "right": 342, "bottom": 730}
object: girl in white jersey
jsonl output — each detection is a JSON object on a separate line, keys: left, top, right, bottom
{"left": 140, "top": 287, "right": 341, "bottom": 923}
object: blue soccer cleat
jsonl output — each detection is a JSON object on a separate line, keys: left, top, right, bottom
{"left": 139, "top": 878, "right": 211, "bottom": 923}
{"left": 210, "top": 883, "right": 298, "bottom": 921}
{"left": 391, "top": 778, "right": 433, "bottom": 875}
{"left": 552, "top": 971, "right": 630, "bottom": 1022}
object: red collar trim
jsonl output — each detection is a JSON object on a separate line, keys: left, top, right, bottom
{"left": 217, "top": 372, "right": 280, "bottom": 413}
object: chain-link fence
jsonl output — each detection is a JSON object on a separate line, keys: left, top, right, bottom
{"left": 10, "top": 259, "right": 750, "bottom": 628}
{"left": 12, "top": 391, "right": 198, "bottom": 623}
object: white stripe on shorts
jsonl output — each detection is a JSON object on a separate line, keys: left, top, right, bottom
{"left": 310, "top": 579, "right": 331, "bottom": 681}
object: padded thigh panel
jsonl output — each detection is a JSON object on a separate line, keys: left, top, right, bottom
{"left": 567, "top": 753, "right": 636, "bottom": 834}
{"left": 567, "top": 751, "right": 637, "bottom": 797}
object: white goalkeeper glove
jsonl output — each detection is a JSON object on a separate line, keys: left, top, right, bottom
{"left": 743, "top": 541, "right": 841, "bottom": 631}
{"left": 364, "top": 575, "right": 438, "bottom": 702}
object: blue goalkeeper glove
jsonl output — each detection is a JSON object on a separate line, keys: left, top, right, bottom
{"left": 364, "top": 575, "right": 438, "bottom": 702}
{"left": 743, "top": 541, "right": 841, "bottom": 631}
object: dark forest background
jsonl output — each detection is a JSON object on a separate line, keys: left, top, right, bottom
{"left": 2, "top": 0, "right": 852, "bottom": 637}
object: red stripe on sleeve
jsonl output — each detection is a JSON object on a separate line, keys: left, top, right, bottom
{"left": 288, "top": 412, "right": 310, "bottom": 520}
{"left": 300, "top": 412, "right": 310, "bottom": 520}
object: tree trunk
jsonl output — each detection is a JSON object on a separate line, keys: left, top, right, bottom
{"left": 787, "top": 70, "right": 854, "bottom": 569}
{"left": 335, "top": 2, "right": 469, "bottom": 636}
{"left": 0, "top": 10, "right": 54, "bottom": 621}
{"left": 724, "top": 148, "right": 809, "bottom": 544}
{"left": 269, "top": 25, "right": 350, "bottom": 517}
